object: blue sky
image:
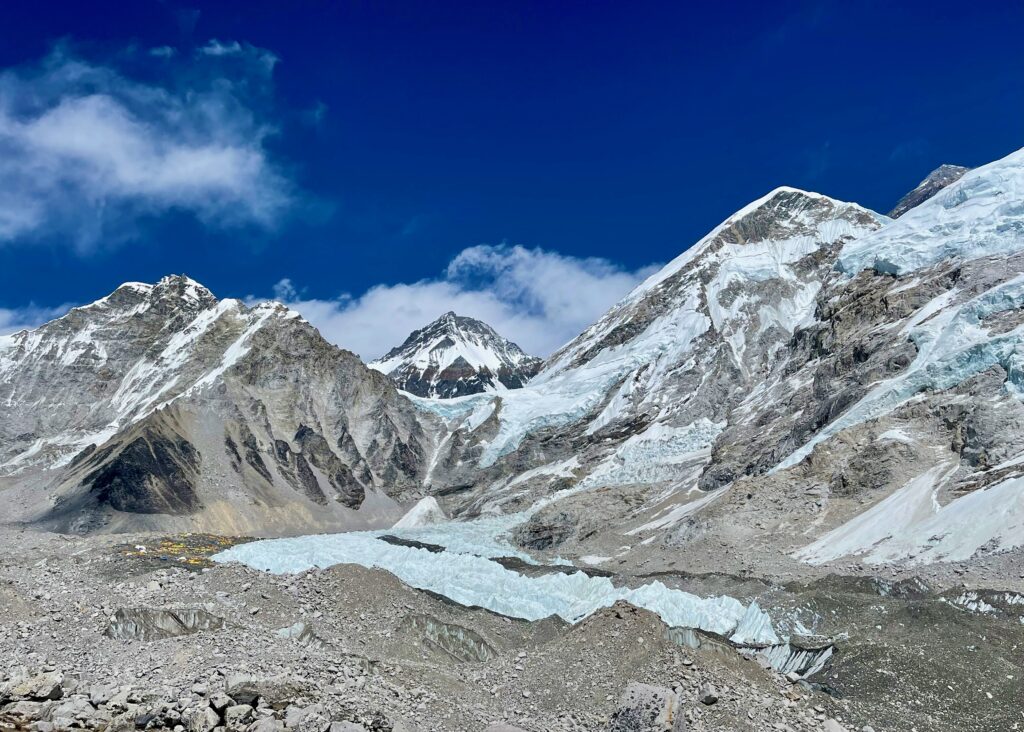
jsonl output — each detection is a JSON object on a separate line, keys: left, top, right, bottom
{"left": 0, "top": 0, "right": 1021, "bottom": 358}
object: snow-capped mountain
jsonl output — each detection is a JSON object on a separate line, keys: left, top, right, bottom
{"left": 888, "top": 163, "right": 970, "bottom": 218}
{"left": 6, "top": 147, "right": 1024, "bottom": 576}
{"left": 369, "top": 311, "right": 542, "bottom": 398}
{"left": 414, "top": 148, "right": 1024, "bottom": 572}
{"left": 0, "top": 275, "right": 436, "bottom": 535}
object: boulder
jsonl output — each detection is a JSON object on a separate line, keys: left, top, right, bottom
{"left": 607, "top": 683, "right": 684, "bottom": 732}
{"left": 226, "top": 675, "right": 305, "bottom": 710}
{"left": 11, "top": 673, "right": 64, "bottom": 702}
{"left": 248, "top": 720, "right": 286, "bottom": 732}
{"left": 698, "top": 683, "right": 718, "bottom": 705}
{"left": 184, "top": 706, "right": 220, "bottom": 732}
{"left": 1, "top": 700, "right": 55, "bottom": 721}
{"left": 225, "top": 705, "right": 255, "bottom": 727}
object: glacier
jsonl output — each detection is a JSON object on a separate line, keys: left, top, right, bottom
{"left": 838, "top": 148, "right": 1024, "bottom": 276}
{"left": 213, "top": 514, "right": 779, "bottom": 645}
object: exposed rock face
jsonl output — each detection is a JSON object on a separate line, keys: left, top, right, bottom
{"left": 0, "top": 275, "right": 438, "bottom": 536}
{"left": 419, "top": 187, "right": 887, "bottom": 508}
{"left": 888, "top": 163, "right": 970, "bottom": 218}
{"left": 370, "top": 312, "right": 541, "bottom": 398}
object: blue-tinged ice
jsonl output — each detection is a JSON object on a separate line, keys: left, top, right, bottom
{"left": 213, "top": 519, "right": 779, "bottom": 645}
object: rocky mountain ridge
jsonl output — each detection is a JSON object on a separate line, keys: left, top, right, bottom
{"left": 887, "top": 163, "right": 970, "bottom": 218}
{"left": 369, "top": 311, "right": 541, "bottom": 398}
{"left": 409, "top": 148, "right": 1024, "bottom": 576}
{"left": 0, "top": 275, "right": 436, "bottom": 535}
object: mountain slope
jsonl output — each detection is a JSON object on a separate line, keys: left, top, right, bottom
{"left": 417, "top": 187, "right": 885, "bottom": 502}
{"left": 888, "top": 163, "right": 970, "bottom": 218}
{"left": 415, "top": 149, "right": 1024, "bottom": 573}
{"left": 369, "top": 311, "right": 541, "bottom": 398}
{"left": 0, "top": 276, "right": 437, "bottom": 535}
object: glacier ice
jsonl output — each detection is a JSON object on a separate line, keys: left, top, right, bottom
{"left": 214, "top": 516, "right": 779, "bottom": 644}
{"left": 838, "top": 147, "right": 1024, "bottom": 276}
{"left": 579, "top": 419, "right": 724, "bottom": 491}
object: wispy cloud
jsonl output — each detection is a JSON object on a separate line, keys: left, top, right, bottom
{"left": 0, "top": 302, "right": 74, "bottom": 336}
{"left": 267, "top": 244, "right": 659, "bottom": 360}
{"left": 0, "top": 41, "right": 293, "bottom": 249}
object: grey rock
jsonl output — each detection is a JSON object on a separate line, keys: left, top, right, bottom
{"left": 607, "top": 682, "right": 684, "bottom": 731}
{"left": 210, "top": 692, "right": 233, "bottom": 713}
{"left": 184, "top": 706, "right": 221, "bottom": 732}
{"left": 284, "top": 704, "right": 318, "bottom": 729}
{"left": 248, "top": 720, "right": 286, "bottom": 732}
{"left": 90, "top": 683, "right": 116, "bottom": 708}
{"left": 888, "top": 164, "right": 970, "bottom": 218}
{"left": 226, "top": 675, "right": 305, "bottom": 711}
{"left": 697, "top": 683, "right": 718, "bottom": 705}
{"left": 224, "top": 705, "right": 255, "bottom": 727}
{"left": 52, "top": 697, "right": 103, "bottom": 722}
{"left": 10, "top": 672, "right": 63, "bottom": 701}
{"left": 1, "top": 700, "right": 55, "bottom": 721}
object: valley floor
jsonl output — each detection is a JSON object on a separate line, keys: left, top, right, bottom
{"left": 1, "top": 527, "right": 1021, "bottom": 732}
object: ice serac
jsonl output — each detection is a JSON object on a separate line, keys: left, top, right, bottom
{"left": 369, "top": 311, "right": 542, "bottom": 398}
{"left": 888, "top": 163, "right": 971, "bottom": 219}
{"left": 0, "top": 275, "right": 438, "bottom": 536}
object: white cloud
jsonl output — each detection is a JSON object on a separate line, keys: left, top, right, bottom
{"left": 271, "top": 244, "right": 659, "bottom": 360}
{"left": 0, "top": 42, "right": 292, "bottom": 248}
{"left": 0, "top": 303, "right": 74, "bottom": 337}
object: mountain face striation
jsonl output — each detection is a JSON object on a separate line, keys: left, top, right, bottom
{"left": 0, "top": 275, "right": 437, "bottom": 535}
{"left": 369, "top": 311, "right": 542, "bottom": 398}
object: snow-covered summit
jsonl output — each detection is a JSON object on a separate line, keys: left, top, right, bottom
{"left": 370, "top": 311, "right": 542, "bottom": 398}
{"left": 888, "top": 163, "right": 971, "bottom": 219}
{"left": 840, "top": 148, "right": 1023, "bottom": 275}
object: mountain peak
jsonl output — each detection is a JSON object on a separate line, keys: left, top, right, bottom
{"left": 888, "top": 163, "right": 970, "bottom": 218}
{"left": 370, "top": 313, "right": 541, "bottom": 398}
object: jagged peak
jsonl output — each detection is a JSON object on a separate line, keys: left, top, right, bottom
{"left": 369, "top": 310, "right": 541, "bottom": 397}
{"left": 888, "top": 163, "right": 971, "bottom": 218}
{"left": 617, "top": 186, "right": 885, "bottom": 308}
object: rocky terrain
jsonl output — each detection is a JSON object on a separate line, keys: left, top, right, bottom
{"left": 3, "top": 149, "right": 1024, "bottom": 731}
{"left": 369, "top": 312, "right": 541, "bottom": 398}
{"left": 7, "top": 526, "right": 1019, "bottom": 732}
